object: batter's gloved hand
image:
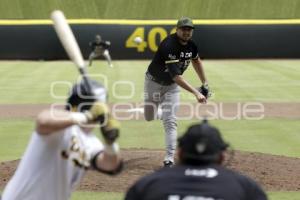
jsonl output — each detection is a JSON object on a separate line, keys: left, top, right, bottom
{"left": 197, "top": 84, "right": 211, "bottom": 99}
{"left": 84, "top": 101, "right": 120, "bottom": 144}
{"left": 84, "top": 102, "right": 109, "bottom": 123}
{"left": 101, "top": 118, "right": 120, "bottom": 145}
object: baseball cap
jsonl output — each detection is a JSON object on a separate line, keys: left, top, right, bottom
{"left": 177, "top": 17, "right": 195, "bottom": 29}
{"left": 178, "top": 120, "right": 229, "bottom": 162}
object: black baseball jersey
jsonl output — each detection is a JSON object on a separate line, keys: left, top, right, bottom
{"left": 147, "top": 33, "right": 199, "bottom": 85}
{"left": 89, "top": 41, "right": 110, "bottom": 51}
{"left": 125, "top": 164, "right": 267, "bottom": 200}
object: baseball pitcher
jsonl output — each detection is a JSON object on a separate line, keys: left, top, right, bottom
{"left": 144, "top": 17, "right": 210, "bottom": 167}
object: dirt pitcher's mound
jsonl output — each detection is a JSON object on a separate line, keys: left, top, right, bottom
{"left": 1, "top": 149, "right": 300, "bottom": 192}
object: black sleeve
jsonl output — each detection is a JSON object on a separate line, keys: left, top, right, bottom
{"left": 125, "top": 184, "right": 141, "bottom": 200}
{"left": 160, "top": 42, "right": 178, "bottom": 64}
{"left": 166, "top": 62, "right": 182, "bottom": 78}
{"left": 239, "top": 175, "right": 268, "bottom": 200}
{"left": 159, "top": 42, "right": 181, "bottom": 78}
{"left": 100, "top": 41, "right": 110, "bottom": 49}
{"left": 125, "top": 174, "right": 154, "bottom": 200}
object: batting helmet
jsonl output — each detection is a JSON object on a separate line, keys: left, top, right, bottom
{"left": 178, "top": 120, "right": 229, "bottom": 164}
{"left": 66, "top": 79, "right": 107, "bottom": 112}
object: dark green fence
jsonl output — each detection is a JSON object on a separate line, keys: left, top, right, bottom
{"left": 0, "top": 20, "right": 299, "bottom": 59}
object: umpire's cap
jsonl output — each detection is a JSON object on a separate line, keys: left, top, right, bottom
{"left": 177, "top": 17, "right": 195, "bottom": 29}
{"left": 66, "top": 79, "right": 107, "bottom": 112}
{"left": 178, "top": 120, "right": 229, "bottom": 163}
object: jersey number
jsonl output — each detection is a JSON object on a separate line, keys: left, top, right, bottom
{"left": 61, "top": 136, "right": 90, "bottom": 169}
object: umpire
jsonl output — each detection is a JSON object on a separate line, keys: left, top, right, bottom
{"left": 125, "top": 120, "right": 268, "bottom": 200}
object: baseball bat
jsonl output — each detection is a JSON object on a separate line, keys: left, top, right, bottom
{"left": 50, "top": 10, "right": 92, "bottom": 94}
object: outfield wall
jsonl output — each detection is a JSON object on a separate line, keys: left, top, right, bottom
{"left": 1, "top": 19, "right": 300, "bottom": 59}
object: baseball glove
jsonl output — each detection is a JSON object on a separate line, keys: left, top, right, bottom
{"left": 197, "top": 84, "right": 211, "bottom": 98}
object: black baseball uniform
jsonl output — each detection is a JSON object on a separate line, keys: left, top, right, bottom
{"left": 88, "top": 40, "right": 113, "bottom": 67}
{"left": 89, "top": 41, "right": 110, "bottom": 51}
{"left": 144, "top": 33, "right": 200, "bottom": 165}
{"left": 147, "top": 33, "right": 199, "bottom": 85}
{"left": 125, "top": 164, "right": 267, "bottom": 200}
{"left": 144, "top": 33, "right": 199, "bottom": 164}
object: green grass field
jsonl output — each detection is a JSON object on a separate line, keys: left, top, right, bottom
{"left": 0, "top": 60, "right": 299, "bottom": 104}
{"left": 0, "top": 60, "right": 299, "bottom": 200}
{"left": 1, "top": 119, "right": 300, "bottom": 162}
{"left": 1, "top": 0, "right": 300, "bottom": 19}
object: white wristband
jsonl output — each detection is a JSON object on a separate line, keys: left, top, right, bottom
{"left": 70, "top": 112, "right": 88, "bottom": 124}
{"left": 104, "top": 143, "right": 120, "bottom": 156}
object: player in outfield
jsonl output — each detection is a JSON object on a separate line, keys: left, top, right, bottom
{"left": 88, "top": 34, "right": 113, "bottom": 67}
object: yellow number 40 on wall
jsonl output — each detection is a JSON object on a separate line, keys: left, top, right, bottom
{"left": 125, "top": 27, "right": 176, "bottom": 52}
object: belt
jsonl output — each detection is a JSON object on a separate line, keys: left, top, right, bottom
{"left": 146, "top": 72, "right": 172, "bottom": 86}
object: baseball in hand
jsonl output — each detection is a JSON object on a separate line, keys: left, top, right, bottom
{"left": 133, "top": 37, "right": 143, "bottom": 44}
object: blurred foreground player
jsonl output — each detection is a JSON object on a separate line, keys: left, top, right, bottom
{"left": 125, "top": 120, "right": 267, "bottom": 200}
{"left": 2, "top": 79, "right": 122, "bottom": 200}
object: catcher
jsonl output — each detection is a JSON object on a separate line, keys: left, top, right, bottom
{"left": 88, "top": 34, "right": 113, "bottom": 67}
{"left": 144, "top": 16, "right": 211, "bottom": 167}
{"left": 2, "top": 79, "right": 122, "bottom": 200}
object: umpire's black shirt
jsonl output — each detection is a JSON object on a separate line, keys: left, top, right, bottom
{"left": 147, "top": 33, "right": 199, "bottom": 85}
{"left": 125, "top": 164, "right": 267, "bottom": 200}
